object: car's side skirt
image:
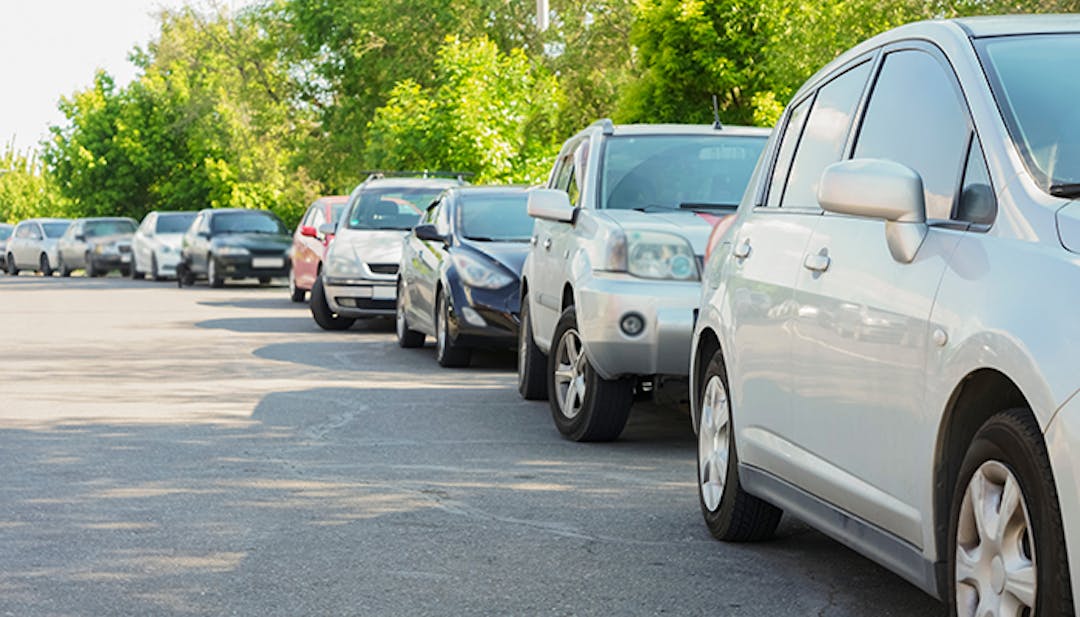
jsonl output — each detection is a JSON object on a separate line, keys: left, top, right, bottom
{"left": 739, "top": 464, "right": 943, "bottom": 600}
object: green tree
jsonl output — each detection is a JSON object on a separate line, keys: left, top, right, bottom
{"left": 0, "top": 143, "right": 64, "bottom": 223}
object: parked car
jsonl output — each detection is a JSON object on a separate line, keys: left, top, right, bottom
{"left": 0, "top": 224, "right": 12, "bottom": 270}
{"left": 178, "top": 209, "right": 291, "bottom": 288}
{"left": 289, "top": 196, "right": 349, "bottom": 302}
{"left": 397, "top": 186, "right": 531, "bottom": 366}
{"left": 517, "top": 120, "right": 768, "bottom": 442}
{"left": 689, "top": 15, "right": 1080, "bottom": 615}
{"left": 5, "top": 218, "right": 71, "bottom": 276}
{"left": 311, "top": 175, "right": 463, "bottom": 330}
{"left": 131, "top": 211, "right": 198, "bottom": 280}
{"left": 57, "top": 217, "right": 138, "bottom": 277}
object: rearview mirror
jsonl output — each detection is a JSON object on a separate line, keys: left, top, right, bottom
{"left": 818, "top": 159, "right": 927, "bottom": 263}
{"left": 318, "top": 223, "right": 337, "bottom": 236}
{"left": 413, "top": 224, "right": 446, "bottom": 244}
{"left": 300, "top": 225, "right": 318, "bottom": 238}
{"left": 527, "top": 188, "right": 576, "bottom": 224}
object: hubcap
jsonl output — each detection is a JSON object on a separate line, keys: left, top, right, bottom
{"left": 698, "top": 375, "right": 730, "bottom": 512}
{"left": 955, "top": 460, "right": 1037, "bottom": 617}
{"left": 553, "top": 328, "right": 587, "bottom": 419}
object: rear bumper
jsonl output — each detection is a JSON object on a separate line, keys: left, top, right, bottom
{"left": 216, "top": 254, "right": 289, "bottom": 279}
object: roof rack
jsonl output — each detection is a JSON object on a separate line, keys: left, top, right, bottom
{"left": 361, "top": 170, "right": 474, "bottom": 182}
{"left": 591, "top": 118, "right": 615, "bottom": 135}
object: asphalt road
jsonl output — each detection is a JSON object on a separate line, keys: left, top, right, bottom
{"left": 0, "top": 274, "right": 946, "bottom": 616}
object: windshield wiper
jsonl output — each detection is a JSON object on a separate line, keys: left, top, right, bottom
{"left": 679, "top": 202, "right": 737, "bottom": 211}
{"left": 632, "top": 205, "right": 680, "bottom": 213}
{"left": 1051, "top": 184, "right": 1080, "bottom": 199}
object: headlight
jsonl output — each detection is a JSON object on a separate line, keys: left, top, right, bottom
{"left": 325, "top": 251, "right": 364, "bottom": 278}
{"left": 216, "top": 246, "right": 250, "bottom": 256}
{"left": 626, "top": 231, "right": 699, "bottom": 281}
{"left": 451, "top": 252, "right": 515, "bottom": 289}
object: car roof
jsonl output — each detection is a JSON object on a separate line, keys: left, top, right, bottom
{"left": 22, "top": 218, "right": 70, "bottom": 224}
{"left": 155, "top": 211, "right": 197, "bottom": 216}
{"left": 315, "top": 196, "right": 350, "bottom": 206}
{"left": 361, "top": 177, "right": 462, "bottom": 189}
{"left": 607, "top": 123, "right": 771, "bottom": 138}
{"left": 78, "top": 217, "right": 135, "bottom": 222}
{"left": 955, "top": 14, "right": 1080, "bottom": 37}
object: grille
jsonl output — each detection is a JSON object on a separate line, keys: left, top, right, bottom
{"left": 367, "top": 263, "right": 398, "bottom": 276}
{"left": 118, "top": 245, "right": 132, "bottom": 253}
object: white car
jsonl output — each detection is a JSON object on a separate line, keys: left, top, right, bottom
{"left": 5, "top": 218, "right": 71, "bottom": 276}
{"left": 131, "top": 211, "right": 198, "bottom": 280}
{"left": 690, "top": 15, "right": 1080, "bottom": 615}
{"left": 310, "top": 175, "right": 461, "bottom": 330}
{"left": 518, "top": 121, "right": 768, "bottom": 442}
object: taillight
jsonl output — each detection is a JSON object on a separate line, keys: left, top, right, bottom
{"left": 704, "top": 215, "right": 736, "bottom": 261}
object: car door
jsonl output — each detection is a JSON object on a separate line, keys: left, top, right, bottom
{"left": 21, "top": 222, "right": 44, "bottom": 267}
{"left": 416, "top": 197, "right": 451, "bottom": 333}
{"left": 59, "top": 222, "right": 79, "bottom": 267}
{"left": 727, "top": 58, "right": 874, "bottom": 484}
{"left": 9, "top": 223, "right": 27, "bottom": 266}
{"left": 787, "top": 45, "right": 973, "bottom": 545}
{"left": 192, "top": 213, "right": 213, "bottom": 274}
{"left": 136, "top": 213, "right": 156, "bottom": 271}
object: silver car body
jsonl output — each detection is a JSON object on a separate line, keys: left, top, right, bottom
{"left": 690, "top": 15, "right": 1080, "bottom": 606}
{"left": 7, "top": 218, "right": 70, "bottom": 273}
{"left": 523, "top": 123, "right": 770, "bottom": 380}
{"left": 323, "top": 178, "right": 459, "bottom": 318}
{"left": 133, "top": 211, "right": 197, "bottom": 279}
{"left": 0, "top": 224, "right": 13, "bottom": 268}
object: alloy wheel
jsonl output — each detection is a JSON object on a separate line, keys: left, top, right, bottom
{"left": 955, "top": 460, "right": 1037, "bottom": 617}
{"left": 552, "top": 328, "right": 587, "bottom": 419}
{"left": 698, "top": 375, "right": 731, "bottom": 512}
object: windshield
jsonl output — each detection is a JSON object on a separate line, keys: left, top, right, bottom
{"left": 978, "top": 34, "right": 1080, "bottom": 191}
{"left": 156, "top": 213, "right": 197, "bottom": 234}
{"left": 43, "top": 222, "right": 70, "bottom": 238}
{"left": 346, "top": 187, "right": 440, "bottom": 230}
{"left": 600, "top": 135, "right": 765, "bottom": 211}
{"left": 211, "top": 211, "right": 287, "bottom": 235}
{"left": 85, "top": 219, "right": 136, "bottom": 237}
{"left": 459, "top": 193, "right": 532, "bottom": 242}
{"left": 0, "top": 227, "right": 11, "bottom": 241}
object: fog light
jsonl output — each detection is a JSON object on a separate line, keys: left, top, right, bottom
{"left": 336, "top": 297, "right": 357, "bottom": 308}
{"left": 620, "top": 313, "right": 646, "bottom": 336}
{"left": 461, "top": 306, "right": 486, "bottom": 327}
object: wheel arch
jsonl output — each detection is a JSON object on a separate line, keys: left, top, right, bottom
{"left": 561, "top": 283, "right": 574, "bottom": 310}
{"left": 691, "top": 327, "right": 722, "bottom": 434}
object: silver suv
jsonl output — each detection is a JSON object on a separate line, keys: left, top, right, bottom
{"left": 518, "top": 121, "right": 768, "bottom": 441}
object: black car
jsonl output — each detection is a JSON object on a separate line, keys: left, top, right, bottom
{"left": 178, "top": 209, "right": 292, "bottom": 288}
{"left": 396, "top": 186, "right": 532, "bottom": 367}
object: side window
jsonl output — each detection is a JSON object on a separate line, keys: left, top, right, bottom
{"left": 853, "top": 50, "right": 970, "bottom": 220}
{"left": 14, "top": 224, "right": 25, "bottom": 239}
{"left": 140, "top": 215, "right": 153, "bottom": 235}
{"left": 435, "top": 201, "right": 451, "bottom": 235}
{"left": 781, "top": 61, "right": 872, "bottom": 209}
{"left": 310, "top": 207, "right": 326, "bottom": 229}
{"left": 766, "top": 95, "right": 813, "bottom": 207}
{"left": 29, "top": 224, "right": 43, "bottom": 240}
{"left": 955, "top": 137, "right": 997, "bottom": 225}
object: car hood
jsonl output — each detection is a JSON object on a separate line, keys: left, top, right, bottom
{"left": 213, "top": 233, "right": 291, "bottom": 251}
{"left": 1057, "top": 201, "right": 1080, "bottom": 254}
{"left": 333, "top": 229, "right": 409, "bottom": 264}
{"left": 459, "top": 240, "right": 529, "bottom": 275}
{"left": 597, "top": 209, "right": 719, "bottom": 254}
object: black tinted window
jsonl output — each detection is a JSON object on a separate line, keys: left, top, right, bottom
{"left": 346, "top": 188, "right": 440, "bottom": 230}
{"left": 782, "top": 62, "right": 871, "bottom": 209}
{"left": 84, "top": 219, "right": 136, "bottom": 237}
{"left": 458, "top": 193, "right": 532, "bottom": 242}
{"left": 854, "top": 50, "right": 969, "bottom": 220}
{"left": 157, "top": 213, "right": 196, "bottom": 234}
{"left": 211, "top": 211, "right": 287, "bottom": 235}
{"left": 956, "top": 138, "right": 996, "bottom": 225}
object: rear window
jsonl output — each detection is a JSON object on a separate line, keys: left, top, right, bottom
{"left": 156, "top": 213, "right": 197, "bottom": 234}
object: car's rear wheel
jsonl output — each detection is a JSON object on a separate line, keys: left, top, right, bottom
{"left": 396, "top": 280, "right": 425, "bottom": 348}
{"left": 309, "top": 277, "right": 355, "bottom": 331}
{"left": 288, "top": 267, "right": 305, "bottom": 302}
{"left": 697, "top": 349, "right": 782, "bottom": 541}
{"left": 949, "top": 409, "right": 1071, "bottom": 617}
{"left": 435, "top": 290, "right": 470, "bottom": 367}
{"left": 208, "top": 256, "right": 224, "bottom": 288}
{"left": 517, "top": 291, "right": 547, "bottom": 400}
{"left": 548, "top": 306, "right": 633, "bottom": 442}
{"left": 39, "top": 254, "right": 52, "bottom": 277}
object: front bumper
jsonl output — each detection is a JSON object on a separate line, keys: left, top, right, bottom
{"left": 91, "top": 252, "right": 132, "bottom": 271}
{"left": 447, "top": 279, "right": 521, "bottom": 349}
{"left": 1044, "top": 391, "right": 1080, "bottom": 614}
{"left": 154, "top": 250, "right": 181, "bottom": 275}
{"left": 324, "top": 277, "right": 397, "bottom": 317}
{"left": 216, "top": 254, "right": 289, "bottom": 280}
{"left": 575, "top": 272, "right": 700, "bottom": 380}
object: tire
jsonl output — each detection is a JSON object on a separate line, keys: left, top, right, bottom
{"left": 697, "top": 350, "right": 782, "bottom": 541}
{"left": 120, "top": 266, "right": 131, "bottom": 278}
{"left": 948, "top": 409, "right": 1072, "bottom": 617}
{"left": 309, "top": 277, "right": 355, "bottom": 331}
{"left": 39, "top": 254, "right": 52, "bottom": 277}
{"left": 208, "top": 256, "right": 224, "bottom": 288}
{"left": 288, "top": 267, "right": 306, "bottom": 302}
{"left": 435, "top": 290, "right": 471, "bottom": 367}
{"left": 517, "top": 291, "right": 547, "bottom": 400}
{"left": 58, "top": 256, "right": 71, "bottom": 278}
{"left": 85, "top": 253, "right": 97, "bottom": 278}
{"left": 131, "top": 257, "right": 144, "bottom": 280}
{"left": 395, "top": 279, "right": 425, "bottom": 348}
{"left": 5, "top": 253, "right": 16, "bottom": 276}
{"left": 151, "top": 255, "right": 162, "bottom": 281}
{"left": 258, "top": 276, "right": 272, "bottom": 285}
{"left": 547, "top": 306, "right": 633, "bottom": 442}
{"left": 177, "top": 260, "right": 194, "bottom": 288}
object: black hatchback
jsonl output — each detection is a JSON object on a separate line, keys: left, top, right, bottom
{"left": 396, "top": 186, "right": 532, "bottom": 367}
{"left": 178, "top": 209, "right": 292, "bottom": 288}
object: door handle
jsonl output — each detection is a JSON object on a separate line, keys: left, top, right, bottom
{"left": 543, "top": 238, "right": 552, "bottom": 251}
{"left": 732, "top": 239, "right": 751, "bottom": 259}
{"left": 803, "top": 253, "right": 831, "bottom": 273}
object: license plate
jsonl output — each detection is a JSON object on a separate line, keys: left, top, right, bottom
{"left": 252, "top": 257, "right": 284, "bottom": 269}
{"left": 372, "top": 286, "right": 395, "bottom": 300}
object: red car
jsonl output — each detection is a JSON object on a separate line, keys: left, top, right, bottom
{"left": 289, "top": 196, "right": 349, "bottom": 302}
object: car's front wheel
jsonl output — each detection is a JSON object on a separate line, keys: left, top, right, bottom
{"left": 548, "top": 306, "right": 633, "bottom": 442}
{"left": 288, "top": 267, "right": 305, "bottom": 302}
{"left": 435, "top": 290, "right": 471, "bottom": 367}
{"left": 131, "top": 257, "right": 145, "bottom": 280}
{"left": 395, "top": 280, "right": 424, "bottom": 348}
{"left": 207, "top": 256, "right": 224, "bottom": 288}
{"left": 309, "top": 277, "right": 355, "bottom": 331}
{"left": 39, "top": 254, "right": 52, "bottom": 276}
{"left": 697, "top": 349, "right": 782, "bottom": 541}
{"left": 517, "top": 291, "right": 547, "bottom": 400}
{"left": 151, "top": 255, "right": 162, "bottom": 281}
{"left": 949, "top": 409, "right": 1072, "bottom": 617}
{"left": 6, "top": 253, "right": 17, "bottom": 275}
{"left": 58, "top": 256, "right": 71, "bottom": 277}
{"left": 85, "top": 253, "right": 97, "bottom": 278}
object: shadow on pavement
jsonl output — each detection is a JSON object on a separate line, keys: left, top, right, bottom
{"left": 199, "top": 296, "right": 304, "bottom": 311}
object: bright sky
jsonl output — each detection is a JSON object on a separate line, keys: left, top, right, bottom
{"left": 0, "top": 1, "right": 251, "bottom": 154}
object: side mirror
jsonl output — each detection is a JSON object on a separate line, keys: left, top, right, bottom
{"left": 318, "top": 222, "right": 337, "bottom": 236}
{"left": 818, "top": 159, "right": 927, "bottom": 263}
{"left": 413, "top": 224, "right": 446, "bottom": 244}
{"left": 300, "top": 225, "right": 318, "bottom": 238}
{"left": 527, "top": 188, "right": 576, "bottom": 224}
